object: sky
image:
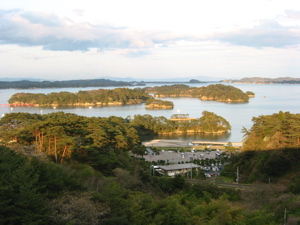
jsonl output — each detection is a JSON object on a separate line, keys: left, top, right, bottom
{"left": 0, "top": 0, "right": 299, "bottom": 81}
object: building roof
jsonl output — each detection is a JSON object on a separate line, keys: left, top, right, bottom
{"left": 158, "top": 163, "right": 201, "bottom": 171}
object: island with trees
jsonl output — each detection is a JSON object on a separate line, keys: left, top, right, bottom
{"left": 8, "top": 84, "right": 254, "bottom": 108}
{"left": 8, "top": 88, "right": 152, "bottom": 107}
{"left": 129, "top": 111, "right": 231, "bottom": 135}
{"left": 146, "top": 84, "right": 252, "bottom": 102}
{"left": 145, "top": 98, "right": 174, "bottom": 109}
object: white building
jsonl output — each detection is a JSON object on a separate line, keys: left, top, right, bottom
{"left": 155, "top": 163, "right": 201, "bottom": 177}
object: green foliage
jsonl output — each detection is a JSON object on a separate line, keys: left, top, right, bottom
{"left": 152, "top": 175, "right": 187, "bottom": 194}
{"left": 0, "top": 146, "right": 48, "bottom": 224}
{"left": 0, "top": 112, "right": 141, "bottom": 167}
{"left": 189, "top": 183, "right": 241, "bottom": 201}
{"left": 0, "top": 146, "right": 82, "bottom": 224}
{"left": 0, "top": 110, "right": 298, "bottom": 224}
{"left": 242, "top": 111, "right": 300, "bottom": 150}
{"left": 0, "top": 144, "right": 292, "bottom": 225}
{"left": 223, "top": 148, "right": 300, "bottom": 183}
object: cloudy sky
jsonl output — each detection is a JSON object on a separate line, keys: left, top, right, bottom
{"left": 0, "top": 0, "right": 299, "bottom": 81}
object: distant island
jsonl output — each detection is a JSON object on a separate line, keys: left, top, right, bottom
{"left": 222, "top": 77, "right": 300, "bottom": 84}
{"left": 0, "top": 78, "right": 207, "bottom": 89}
{"left": 0, "top": 79, "right": 144, "bottom": 89}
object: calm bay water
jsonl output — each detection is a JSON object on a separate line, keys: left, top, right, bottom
{"left": 0, "top": 83, "right": 299, "bottom": 143}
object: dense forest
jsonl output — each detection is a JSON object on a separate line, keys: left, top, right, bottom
{"left": 2, "top": 110, "right": 299, "bottom": 224}
{"left": 0, "top": 112, "right": 141, "bottom": 165}
{"left": 8, "top": 88, "right": 151, "bottom": 106}
{"left": 0, "top": 112, "right": 230, "bottom": 165}
{"left": 0, "top": 79, "right": 141, "bottom": 89}
{"left": 146, "top": 84, "right": 251, "bottom": 102}
{"left": 241, "top": 111, "right": 300, "bottom": 151}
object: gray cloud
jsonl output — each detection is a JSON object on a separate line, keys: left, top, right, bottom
{"left": 0, "top": 9, "right": 186, "bottom": 52}
{"left": 0, "top": 9, "right": 299, "bottom": 53}
{"left": 210, "top": 19, "right": 300, "bottom": 48}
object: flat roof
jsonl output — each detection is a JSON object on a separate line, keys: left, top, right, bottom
{"left": 158, "top": 163, "right": 201, "bottom": 171}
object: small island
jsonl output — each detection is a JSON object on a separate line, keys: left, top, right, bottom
{"left": 145, "top": 99, "right": 174, "bottom": 109}
{"left": 146, "top": 84, "right": 251, "bottom": 102}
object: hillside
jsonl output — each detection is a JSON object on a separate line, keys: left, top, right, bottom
{"left": 1, "top": 110, "right": 300, "bottom": 224}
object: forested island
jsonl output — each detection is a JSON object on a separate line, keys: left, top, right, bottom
{"left": 145, "top": 99, "right": 174, "bottom": 109}
{"left": 146, "top": 84, "right": 252, "bottom": 102}
{"left": 1, "top": 110, "right": 300, "bottom": 224}
{"left": 8, "top": 88, "right": 151, "bottom": 107}
{"left": 8, "top": 84, "right": 254, "bottom": 107}
{"left": 130, "top": 111, "right": 231, "bottom": 134}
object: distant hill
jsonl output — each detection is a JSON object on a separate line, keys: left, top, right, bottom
{"left": 0, "top": 77, "right": 45, "bottom": 82}
{"left": 101, "top": 75, "right": 223, "bottom": 82}
{"left": 222, "top": 77, "right": 300, "bottom": 84}
{"left": 0, "top": 76, "right": 222, "bottom": 89}
{"left": 0, "top": 79, "right": 141, "bottom": 89}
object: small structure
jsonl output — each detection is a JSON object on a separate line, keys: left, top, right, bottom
{"left": 156, "top": 163, "right": 201, "bottom": 177}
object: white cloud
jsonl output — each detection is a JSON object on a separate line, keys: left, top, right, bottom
{"left": 1, "top": 8, "right": 299, "bottom": 54}
{"left": 0, "top": 9, "right": 191, "bottom": 52}
{"left": 0, "top": 0, "right": 300, "bottom": 80}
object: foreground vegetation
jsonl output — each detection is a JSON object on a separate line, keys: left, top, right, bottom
{"left": 242, "top": 111, "right": 300, "bottom": 150}
{"left": 1, "top": 111, "right": 300, "bottom": 224}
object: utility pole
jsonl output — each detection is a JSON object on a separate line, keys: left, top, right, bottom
{"left": 283, "top": 208, "right": 287, "bottom": 225}
{"left": 236, "top": 167, "right": 239, "bottom": 184}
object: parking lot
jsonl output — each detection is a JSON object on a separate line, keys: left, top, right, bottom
{"left": 143, "top": 148, "right": 223, "bottom": 164}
